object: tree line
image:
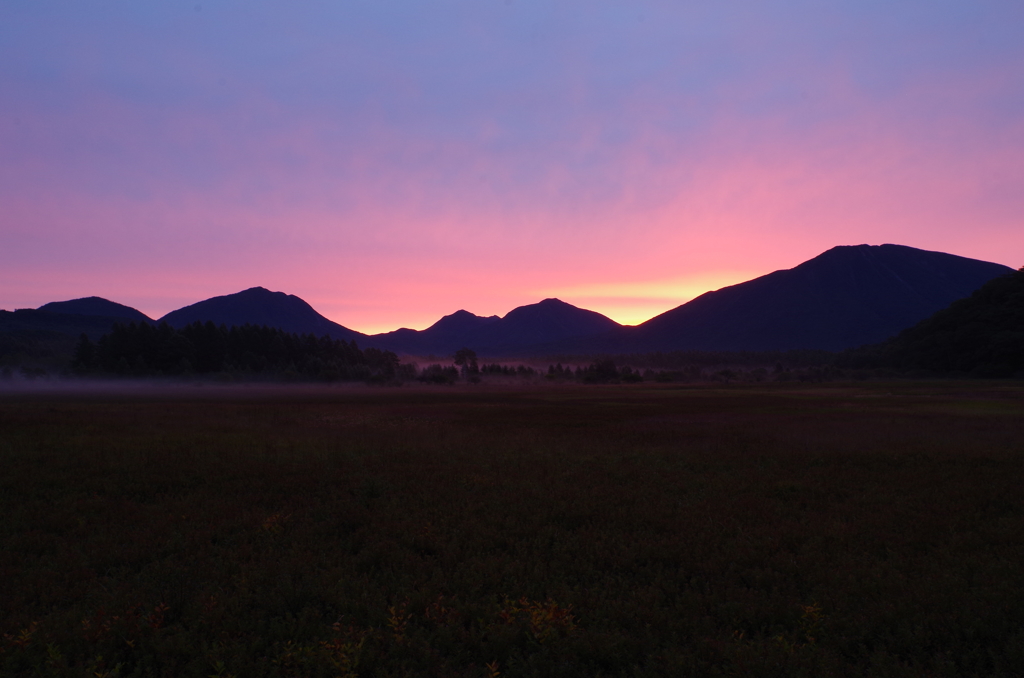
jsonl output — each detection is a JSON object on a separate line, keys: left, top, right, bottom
{"left": 72, "top": 321, "right": 411, "bottom": 382}
{"left": 65, "top": 322, "right": 884, "bottom": 384}
{"left": 70, "top": 324, "right": 549, "bottom": 384}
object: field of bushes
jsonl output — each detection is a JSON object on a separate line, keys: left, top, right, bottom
{"left": 2, "top": 381, "right": 1023, "bottom": 676}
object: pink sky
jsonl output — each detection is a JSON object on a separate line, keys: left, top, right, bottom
{"left": 2, "top": 1, "right": 1022, "bottom": 333}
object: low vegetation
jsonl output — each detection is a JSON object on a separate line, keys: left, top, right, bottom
{"left": 2, "top": 381, "right": 1023, "bottom": 676}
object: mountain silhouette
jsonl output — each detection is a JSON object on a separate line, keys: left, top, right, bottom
{"left": 158, "top": 287, "right": 365, "bottom": 342}
{"left": 367, "top": 299, "right": 620, "bottom": 356}
{"left": 38, "top": 296, "right": 153, "bottom": 323}
{"left": 587, "top": 244, "right": 1015, "bottom": 352}
{"left": 427, "top": 309, "right": 502, "bottom": 337}
{"left": 6, "top": 244, "right": 1012, "bottom": 363}
{"left": 489, "top": 298, "right": 620, "bottom": 347}
{"left": 370, "top": 310, "right": 500, "bottom": 355}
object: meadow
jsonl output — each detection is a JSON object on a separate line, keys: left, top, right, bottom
{"left": 2, "top": 381, "right": 1023, "bottom": 677}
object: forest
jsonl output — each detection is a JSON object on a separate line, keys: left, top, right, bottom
{"left": 70, "top": 321, "right": 412, "bottom": 383}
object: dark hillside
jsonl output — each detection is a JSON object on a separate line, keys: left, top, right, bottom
{"left": 843, "top": 268, "right": 1024, "bottom": 377}
{"left": 0, "top": 310, "right": 136, "bottom": 342}
{"left": 2, "top": 298, "right": 151, "bottom": 370}
{"left": 0, "top": 310, "right": 141, "bottom": 371}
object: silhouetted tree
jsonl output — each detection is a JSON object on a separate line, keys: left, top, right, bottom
{"left": 419, "top": 364, "right": 458, "bottom": 384}
{"left": 582, "top": 359, "right": 620, "bottom": 383}
{"left": 72, "top": 334, "right": 95, "bottom": 371}
{"left": 453, "top": 348, "right": 479, "bottom": 377}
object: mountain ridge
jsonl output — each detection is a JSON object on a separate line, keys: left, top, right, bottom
{"left": 14, "top": 244, "right": 1015, "bottom": 358}
{"left": 539, "top": 244, "right": 1014, "bottom": 354}
{"left": 364, "top": 298, "right": 621, "bottom": 355}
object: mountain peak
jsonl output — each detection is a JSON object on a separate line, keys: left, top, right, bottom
{"left": 38, "top": 296, "right": 153, "bottom": 323}
{"left": 426, "top": 309, "right": 500, "bottom": 332}
{"left": 158, "top": 288, "right": 363, "bottom": 341}
{"left": 528, "top": 298, "right": 581, "bottom": 310}
{"left": 818, "top": 243, "right": 939, "bottom": 259}
{"left": 633, "top": 244, "right": 1013, "bottom": 351}
{"left": 490, "top": 298, "right": 621, "bottom": 348}
{"left": 503, "top": 297, "right": 596, "bottom": 319}
{"left": 235, "top": 286, "right": 283, "bottom": 297}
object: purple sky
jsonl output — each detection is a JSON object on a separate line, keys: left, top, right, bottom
{"left": 2, "top": 1, "right": 1022, "bottom": 332}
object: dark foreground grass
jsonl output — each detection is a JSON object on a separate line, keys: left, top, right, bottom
{"left": 2, "top": 381, "right": 1023, "bottom": 677}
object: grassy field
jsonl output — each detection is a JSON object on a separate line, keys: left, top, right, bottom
{"left": 2, "top": 381, "right": 1023, "bottom": 677}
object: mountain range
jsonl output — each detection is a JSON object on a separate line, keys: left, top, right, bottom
{"left": 5, "top": 244, "right": 1014, "bottom": 358}
{"left": 369, "top": 299, "right": 621, "bottom": 356}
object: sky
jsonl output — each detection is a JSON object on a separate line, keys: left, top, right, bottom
{"left": 2, "top": 1, "right": 1022, "bottom": 333}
